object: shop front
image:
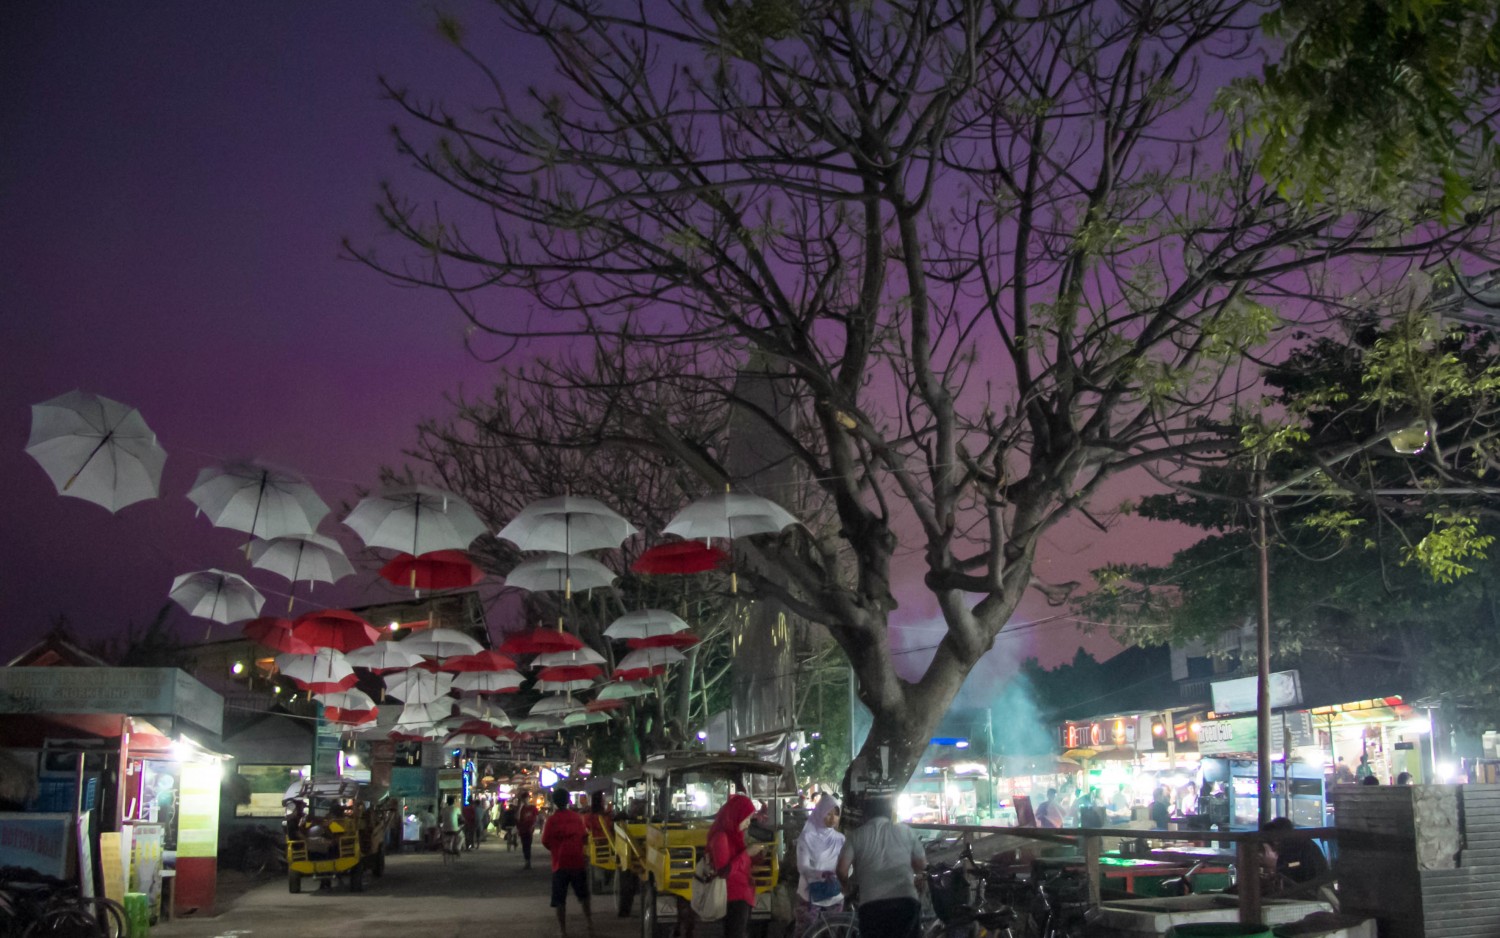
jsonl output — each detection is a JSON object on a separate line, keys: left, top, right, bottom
{"left": 0, "top": 666, "right": 225, "bottom": 918}
{"left": 1311, "top": 696, "right": 1432, "bottom": 785}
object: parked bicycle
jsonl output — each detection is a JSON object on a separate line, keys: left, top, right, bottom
{"left": 921, "top": 841, "right": 1019, "bottom": 938}
{"left": 0, "top": 868, "right": 127, "bottom": 938}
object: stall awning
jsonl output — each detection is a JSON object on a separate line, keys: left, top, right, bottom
{"left": 0, "top": 667, "right": 223, "bottom": 740}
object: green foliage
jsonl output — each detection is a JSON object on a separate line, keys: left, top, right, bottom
{"left": 1232, "top": 0, "right": 1500, "bottom": 215}
{"left": 1407, "top": 511, "right": 1496, "bottom": 582}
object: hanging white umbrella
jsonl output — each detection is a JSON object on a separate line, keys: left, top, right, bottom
{"left": 394, "top": 700, "right": 453, "bottom": 728}
{"left": 275, "top": 649, "right": 356, "bottom": 692}
{"left": 529, "top": 694, "right": 583, "bottom": 716}
{"left": 344, "top": 642, "right": 424, "bottom": 673}
{"left": 532, "top": 648, "right": 607, "bottom": 669}
{"left": 452, "top": 670, "right": 523, "bottom": 695}
{"left": 516, "top": 716, "right": 564, "bottom": 733}
{"left": 25, "top": 390, "right": 167, "bottom": 513}
{"left": 604, "top": 609, "right": 691, "bottom": 642}
{"left": 314, "top": 688, "right": 376, "bottom": 711}
{"left": 537, "top": 676, "right": 597, "bottom": 693}
{"left": 400, "top": 628, "right": 483, "bottom": 659}
{"left": 616, "top": 647, "right": 686, "bottom": 678}
{"left": 663, "top": 491, "right": 799, "bottom": 540}
{"left": 443, "top": 732, "right": 501, "bottom": 750}
{"left": 344, "top": 484, "right": 487, "bottom": 555}
{"left": 564, "top": 711, "right": 610, "bottom": 727}
{"left": 249, "top": 534, "right": 354, "bottom": 610}
{"left": 497, "top": 495, "right": 637, "bottom": 554}
{"left": 597, "top": 680, "right": 651, "bottom": 701}
{"left": 383, "top": 668, "right": 455, "bottom": 704}
{"left": 169, "top": 569, "right": 264, "bottom": 636}
{"left": 187, "top": 460, "right": 330, "bottom": 545}
{"left": 505, "top": 553, "right": 617, "bottom": 594}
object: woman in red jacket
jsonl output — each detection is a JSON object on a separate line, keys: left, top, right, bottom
{"left": 706, "top": 794, "right": 766, "bottom": 938}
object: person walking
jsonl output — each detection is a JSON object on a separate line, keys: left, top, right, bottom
{"left": 541, "top": 786, "right": 595, "bottom": 938}
{"left": 707, "top": 793, "right": 768, "bottom": 938}
{"left": 518, "top": 790, "right": 541, "bottom": 870}
{"left": 442, "top": 794, "right": 463, "bottom": 856}
{"left": 795, "top": 794, "right": 845, "bottom": 937}
{"left": 836, "top": 794, "right": 926, "bottom": 938}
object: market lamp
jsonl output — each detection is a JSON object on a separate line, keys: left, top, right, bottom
{"left": 1388, "top": 421, "right": 1431, "bottom": 456}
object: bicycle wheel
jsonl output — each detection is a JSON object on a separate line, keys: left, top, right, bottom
{"left": 78, "top": 900, "right": 125, "bottom": 938}
{"left": 21, "top": 904, "right": 103, "bottom": 938}
{"left": 807, "top": 911, "right": 860, "bottom": 938}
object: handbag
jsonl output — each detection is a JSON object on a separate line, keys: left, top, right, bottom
{"left": 808, "top": 876, "right": 841, "bottom": 903}
{"left": 691, "top": 855, "right": 728, "bottom": 921}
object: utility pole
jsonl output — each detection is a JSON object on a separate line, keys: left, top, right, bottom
{"left": 1255, "top": 458, "right": 1274, "bottom": 826}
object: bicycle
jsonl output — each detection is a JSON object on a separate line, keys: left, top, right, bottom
{"left": 921, "top": 842, "right": 1019, "bottom": 938}
{"left": 803, "top": 904, "right": 860, "bottom": 938}
{"left": 0, "top": 869, "right": 128, "bottom": 938}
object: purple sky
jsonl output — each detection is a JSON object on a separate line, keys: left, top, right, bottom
{"left": 0, "top": 3, "right": 1144, "bottom": 673}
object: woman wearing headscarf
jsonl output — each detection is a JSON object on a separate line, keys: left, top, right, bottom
{"left": 706, "top": 793, "right": 766, "bottom": 938}
{"left": 795, "top": 794, "right": 844, "bottom": 936}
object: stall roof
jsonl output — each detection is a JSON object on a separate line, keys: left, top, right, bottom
{"left": 0, "top": 667, "right": 223, "bottom": 739}
{"left": 640, "top": 751, "right": 784, "bottom": 779}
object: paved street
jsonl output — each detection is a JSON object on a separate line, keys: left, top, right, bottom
{"left": 154, "top": 839, "right": 640, "bottom": 938}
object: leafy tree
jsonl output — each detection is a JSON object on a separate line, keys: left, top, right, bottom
{"left": 358, "top": 0, "right": 1500, "bottom": 789}
{"left": 1080, "top": 313, "right": 1500, "bottom": 721}
{"left": 1230, "top": 0, "right": 1500, "bottom": 216}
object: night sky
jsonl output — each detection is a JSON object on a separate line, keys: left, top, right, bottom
{"left": 1, "top": 3, "right": 1141, "bottom": 677}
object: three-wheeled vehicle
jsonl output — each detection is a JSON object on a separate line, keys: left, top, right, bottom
{"left": 634, "top": 752, "right": 786, "bottom": 938}
{"left": 283, "top": 776, "right": 398, "bottom": 893}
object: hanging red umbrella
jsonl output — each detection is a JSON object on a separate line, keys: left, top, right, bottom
{"left": 630, "top": 541, "right": 730, "bottom": 575}
{"left": 613, "top": 663, "right": 668, "bottom": 682}
{"left": 324, "top": 706, "right": 377, "bottom": 725}
{"left": 242, "top": 616, "right": 315, "bottom": 654}
{"left": 378, "top": 549, "right": 484, "bottom": 592}
{"left": 497, "top": 627, "right": 585, "bottom": 656}
{"left": 586, "top": 698, "right": 627, "bottom": 713}
{"left": 626, "top": 632, "right": 702, "bottom": 651}
{"left": 537, "top": 664, "right": 603, "bottom": 683}
{"left": 291, "top": 609, "right": 379, "bottom": 652}
{"left": 440, "top": 650, "right": 518, "bottom": 673}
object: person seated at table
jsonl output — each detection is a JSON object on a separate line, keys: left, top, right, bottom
{"left": 1076, "top": 792, "right": 1107, "bottom": 829}
{"left": 1261, "top": 817, "right": 1329, "bottom": 885}
{"left": 1106, "top": 784, "right": 1132, "bottom": 823}
{"left": 1150, "top": 787, "right": 1172, "bottom": 829}
{"left": 1036, "top": 788, "right": 1065, "bottom": 828}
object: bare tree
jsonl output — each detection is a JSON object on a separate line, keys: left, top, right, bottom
{"left": 353, "top": 0, "right": 1500, "bottom": 788}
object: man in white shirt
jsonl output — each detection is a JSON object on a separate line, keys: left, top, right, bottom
{"left": 837, "top": 794, "right": 926, "bottom": 938}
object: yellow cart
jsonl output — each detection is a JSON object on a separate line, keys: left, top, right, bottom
{"left": 283, "top": 777, "right": 395, "bottom": 894}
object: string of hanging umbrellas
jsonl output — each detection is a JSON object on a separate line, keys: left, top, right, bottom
{"left": 24, "top": 390, "right": 802, "bottom": 746}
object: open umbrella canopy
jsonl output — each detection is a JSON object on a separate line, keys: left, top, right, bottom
{"left": 242, "top": 616, "right": 314, "bottom": 655}
{"left": 379, "top": 549, "right": 484, "bottom": 593}
{"left": 314, "top": 688, "right": 376, "bottom": 711}
{"left": 586, "top": 698, "right": 628, "bottom": 712}
{"left": 439, "top": 650, "right": 518, "bottom": 673}
{"left": 452, "top": 670, "right": 523, "bottom": 695}
{"left": 325, "top": 707, "right": 377, "bottom": 726}
{"left": 627, "top": 632, "right": 701, "bottom": 650}
{"left": 400, "top": 628, "right": 483, "bottom": 659}
{"left": 564, "top": 710, "right": 610, "bottom": 727}
{"left": 504, "top": 553, "right": 617, "bottom": 594}
{"left": 383, "top": 668, "right": 456, "bottom": 704}
{"left": 662, "top": 492, "right": 799, "bottom": 541}
{"left": 515, "top": 716, "right": 564, "bottom": 733}
{"left": 597, "top": 680, "right": 651, "bottom": 701}
{"left": 344, "top": 484, "right": 487, "bottom": 555}
{"left": 290, "top": 609, "right": 378, "bottom": 652}
{"left": 616, "top": 646, "right": 686, "bottom": 671}
{"left": 497, "top": 627, "right": 584, "bottom": 656}
{"left": 275, "top": 649, "right": 356, "bottom": 692}
{"left": 26, "top": 390, "right": 167, "bottom": 513}
{"left": 394, "top": 700, "right": 453, "bottom": 729}
{"left": 343, "top": 642, "right": 424, "bottom": 673}
{"left": 532, "top": 648, "right": 606, "bottom": 669}
{"left": 630, "top": 542, "right": 730, "bottom": 575}
{"left": 604, "top": 609, "right": 690, "bottom": 642}
{"left": 529, "top": 694, "right": 583, "bottom": 716}
{"left": 187, "top": 459, "right": 329, "bottom": 541}
{"left": 537, "top": 676, "right": 597, "bottom": 693}
{"left": 613, "top": 662, "right": 668, "bottom": 682}
{"left": 443, "top": 732, "right": 501, "bottom": 750}
{"left": 169, "top": 569, "right": 264, "bottom": 625}
{"left": 536, "top": 664, "right": 603, "bottom": 682}
{"left": 496, "top": 495, "right": 637, "bottom": 554}
{"left": 250, "top": 533, "right": 353, "bottom": 588}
